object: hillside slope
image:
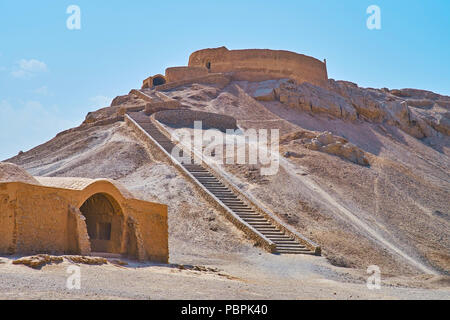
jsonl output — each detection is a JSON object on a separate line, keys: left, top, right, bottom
{"left": 7, "top": 79, "right": 449, "bottom": 276}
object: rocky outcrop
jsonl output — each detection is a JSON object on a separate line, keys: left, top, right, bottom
{"left": 282, "top": 130, "right": 369, "bottom": 166}
{"left": 84, "top": 94, "right": 147, "bottom": 125}
{"left": 275, "top": 80, "right": 357, "bottom": 120}
{"left": 272, "top": 79, "right": 449, "bottom": 140}
{"left": 12, "top": 254, "right": 108, "bottom": 269}
{"left": 12, "top": 254, "right": 63, "bottom": 269}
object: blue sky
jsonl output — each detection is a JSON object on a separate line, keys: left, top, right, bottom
{"left": 1, "top": 0, "right": 449, "bottom": 160}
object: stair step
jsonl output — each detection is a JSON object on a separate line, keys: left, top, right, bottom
{"left": 223, "top": 201, "right": 246, "bottom": 205}
{"left": 257, "top": 228, "right": 280, "bottom": 232}
{"left": 255, "top": 227, "right": 278, "bottom": 231}
{"left": 248, "top": 221, "right": 272, "bottom": 225}
{"left": 250, "top": 225, "right": 274, "bottom": 230}
{"left": 260, "top": 231, "right": 284, "bottom": 235}
{"left": 276, "top": 250, "right": 314, "bottom": 254}
{"left": 246, "top": 219, "right": 270, "bottom": 222}
{"left": 266, "top": 235, "right": 292, "bottom": 239}
{"left": 210, "top": 186, "right": 230, "bottom": 189}
{"left": 216, "top": 196, "right": 239, "bottom": 200}
{"left": 273, "top": 240, "right": 302, "bottom": 244}
{"left": 223, "top": 202, "right": 246, "bottom": 206}
{"left": 276, "top": 245, "right": 308, "bottom": 249}
{"left": 244, "top": 214, "right": 269, "bottom": 222}
{"left": 243, "top": 218, "right": 268, "bottom": 222}
{"left": 213, "top": 194, "right": 238, "bottom": 198}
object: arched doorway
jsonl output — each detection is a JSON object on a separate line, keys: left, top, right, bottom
{"left": 79, "top": 193, "right": 124, "bottom": 254}
{"left": 152, "top": 76, "right": 166, "bottom": 86}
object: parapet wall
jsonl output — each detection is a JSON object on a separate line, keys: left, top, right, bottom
{"left": 154, "top": 109, "right": 238, "bottom": 132}
{"left": 154, "top": 73, "right": 231, "bottom": 92}
{"left": 188, "top": 47, "right": 328, "bottom": 87}
{"left": 165, "top": 66, "right": 209, "bottom": 83}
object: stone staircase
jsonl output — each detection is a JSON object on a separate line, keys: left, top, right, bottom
{"left": 126, "top": 111, "right": 320, "bottom": 255}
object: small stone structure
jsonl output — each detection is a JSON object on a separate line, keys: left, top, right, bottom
{"left": 142, "top": 46, "right": 328, "bottom": 89}
{"left": 142, "top": 74, "right": 167, "bottom": 89}
{"left": 0, "top": 163, "right": 168, "bottom": 263}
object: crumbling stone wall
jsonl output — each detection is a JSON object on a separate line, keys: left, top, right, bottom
{"left": 154, "top": 109, "right": 238, "bottom": 132}
{"left": 154, "top": 73, "right": 231, "bottom": 92}
{"left": 123, "top": 199, "right": 169, "bottom": 263}
{"left": 0, "top": 192, "right": 15, "bottom": 254}
{"left": 188, "top": 47, "right": 328, "bottom": 87}
{"left": 67, "top": 205, "right": 91, "bottom": 255}
{"left": 165, "top": 66, "right": 209, "bottom": 83}
{"left": 124, "top": 216, "right": 146, "bottom": 261}
{"left": 15, "top": 187, "right": 70, "bottom": 254}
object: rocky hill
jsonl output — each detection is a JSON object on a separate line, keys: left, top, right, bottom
{"left": 7, "top": 77, "right": 449, "bottom": 277}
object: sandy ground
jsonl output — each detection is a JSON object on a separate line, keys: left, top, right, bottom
{"left": 0, "top": 252, "right": 449, "bottom": 300}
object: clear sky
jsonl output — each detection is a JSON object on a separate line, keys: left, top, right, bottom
{"left": 1, "top": 0, "right": 449, "bottom": 160}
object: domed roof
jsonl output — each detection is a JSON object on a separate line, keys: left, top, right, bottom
{"left": 35, "top": 176, "right": 135, "bottom": 199}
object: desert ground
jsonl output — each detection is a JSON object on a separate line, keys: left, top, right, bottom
{"left": 0, "top": 251, "right": 449, "bottom": 300}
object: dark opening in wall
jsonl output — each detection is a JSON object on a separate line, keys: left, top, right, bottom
{"left": 98, "top": 223, "right": 112, "bottom": 240}
{"left": 206, "top": 62, "right": 211, "bottom": 70}
{"left": 80, "top": 193, "right": 123, "bottom": 253}
{"left": 152, "top": 76, "right": 166, "bottom": 86}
